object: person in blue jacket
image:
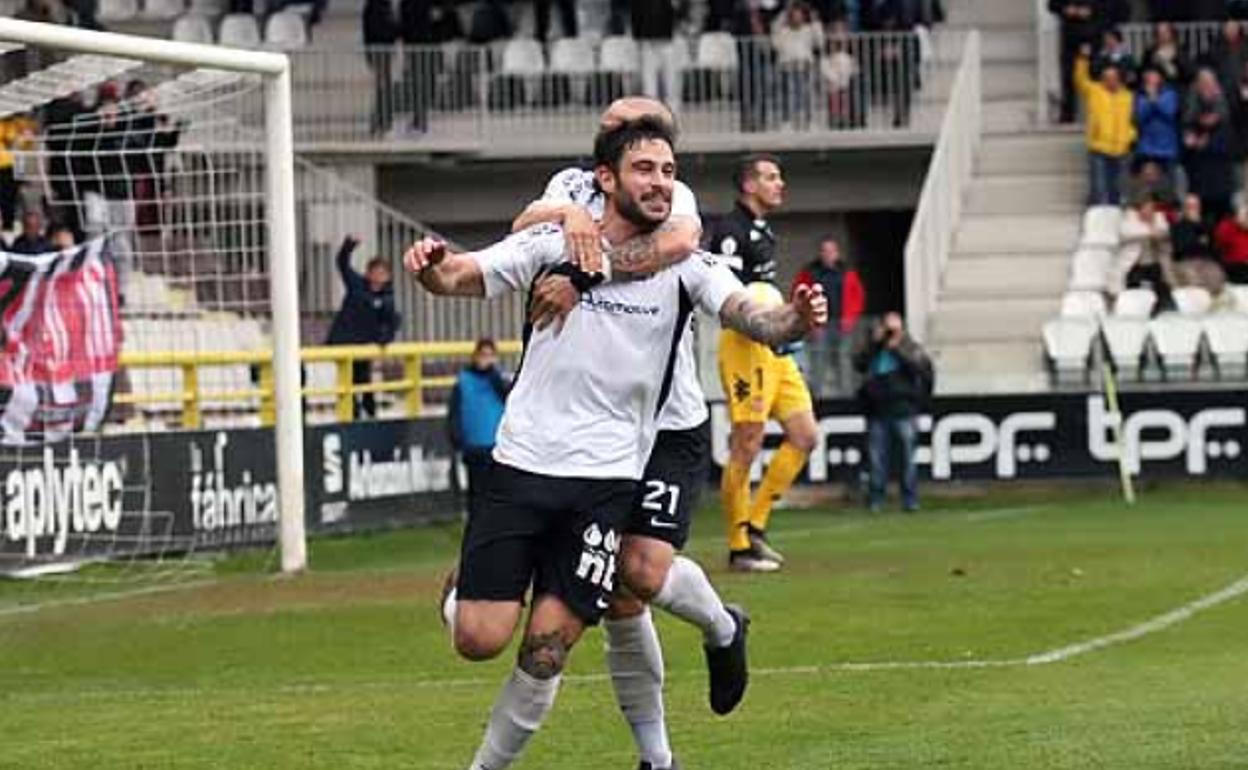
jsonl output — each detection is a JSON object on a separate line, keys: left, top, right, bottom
{"left": 325, "top": 234, "right": 400, "bottom": 418}
{"left": 1134, "top": 65, "right": 1181, "bottom": 180}
{"left": 448, "top": 338, "right": 508, "bottom": 507}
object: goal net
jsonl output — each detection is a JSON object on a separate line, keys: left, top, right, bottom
{"left": 0, "top": 21, "right": 306, "bottom": 600}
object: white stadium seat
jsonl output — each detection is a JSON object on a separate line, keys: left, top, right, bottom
{"left": 549, "top": 37, "right": 596, "bottom": 76}
{"left": 219, "top": 13, "right": 261, "bottom": 49}
{"left": 1081, "top": 205, "right": 1123, "bottom": 249}
{"left": 599, "top": 35, "right": 640, "bottom": 74}
{"left": 1100, "top": 317, "right": 1151, "bottom": 380}
{"left": 1171, "top": 286, "right": 1213, "bottom": 316}
{"left": 1060, "top": 290, "right": 1106, "bottom": 319}
{"left": 142, "top": 0, "right": 185, "bottom": 20}
{"left": 669, "top": 36, "right": 693, "bottom": 70}
{"left": 98, "top": 0, "right": 139, "bottom": 21}
{"left": 697, "top": 31, "right": 738, "bottom": 70}
{"left": 1043, "top": 317, "right": 1097, "bottom": 383}
{"left": 1069, "top": 247, "right": 1112, "bottom": 292}
{"left": 500, "top": 38, "right": 546, "bottom": 77}
{"left": 1229, "top": 284, "right": 1248, "bottom": 312}
{"left": 189, "top": 0, "right": 227, "bottom": 15}
{"left": 1202, "top": 313, "right": 1248, "bottom": 379}
{"left": 172, "top": 14, "right": 215, "bottom": 43}
{"left": 1114, "top": 288, "right": 1157, "bottom": 319}
{"left": 264, "top": 11, "right": 308, "bottom": 51}
{"left": 1148, "top": 314, "right": 1205, "bottom": 380}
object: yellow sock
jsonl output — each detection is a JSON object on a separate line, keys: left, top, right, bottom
{"left": 720, "top": 460, "right": 753, "bottom": 552}
{"left": 749, "top": 442, "right": 809, "bottom": 533}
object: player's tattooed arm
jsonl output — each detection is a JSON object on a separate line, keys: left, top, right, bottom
{"left": 718, "top": 284, "right": 829, "bottom": 347}
{"left": 402, "top": 237, "right": 486, "bottom": 297}
{"left": 604, "top": 216, "right": 701, "bottom": 281}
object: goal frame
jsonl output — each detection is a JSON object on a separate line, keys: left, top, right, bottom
{"left": 0, "top": 18, "right": 308, "bottom": 573}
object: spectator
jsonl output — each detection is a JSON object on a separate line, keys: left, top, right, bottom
{"left": 399, "top": 0, "right": 436, "bottom": 135}
{"left": 1214, "top": 20, "right": 1248, "bottom": 94}
{"left": 822, "top": 20, "right": 864, "bottom": 128}
{"left": 1134, "top": 66, "right": 1181, "bottom": 179}
{"left": 535, "top": 0, "right": 577, "bottom": 41}
{"left": 429, "top": 0, "right": 464, "bottom": 42}
{"left": 0, "top": 114, "right": 34, "bottom": 233}
{"left": 363, "top": 0, "right": 399, "bottom": 136}
{"left": 854, "top": 312, "right": 932, "bottom": 513}
{"left": 1075, "top": 52, "right": 1135, "bottom": 205}
{"left": 1213, "top": 203, "right": 1248, "bottom": 282}
{"left": 467, "top": 0, "right": 512, "bottom": 42}
{"left": 8, "top": 210, "right": 51, "bottom": 254}
{"left": 1183, "top": 68, "right": 1236, "bottom": 224}
{"left": 632, "top": 0, "right": 685, "bottom": 114}
{"left": 1171, "top": 193, "right": 1229, "bottom": 295}
{"left": 1141, "top": 22, "right": 1189, "bottom": 86}
{"left": 1128, "top": 159, "right": 1180, "bottom": 213}
{"left": 874, "top": 0, "right": 921, "bottom": 128}
{"left": 1094, "top": 27, "right": 1136, "bottom": 86}
{"left": 123, "top": 80, "right": 182, "bottom": 230}
{"left": 1150, "top": 0, "right": 1227, "bottom": 21}
{"left": 791, "top": 237, "right": 865, "bottom": 396}
{"left": 447, "top": 338, "right": 508, "bottom": 509}
{"left": 42, "top": 93, "right": 84, "bottom": 237}
{"left": 1050, "top": 1, "right": 1129, "bottom": 124}
{"left": 734, "top": 0, "right": 775, "bottom": 132}
{"left": 48, "top": 222, "right": 76, "bottom": 251}
{"left": 1231, "top": 59, "right": 1248, "bottom": 191}
{"left": 325, "top": 235, "right": 400, "bottom": 419}
{"left": 1114, "top": 196, "right": 1176, "bottom": 306}
{"left": 771, "top": 0, "right": 822, "bottom": 130}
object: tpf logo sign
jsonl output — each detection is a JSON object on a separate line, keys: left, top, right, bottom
{"left": 1086, "top": 396, "right": 1245, "bottom": 475}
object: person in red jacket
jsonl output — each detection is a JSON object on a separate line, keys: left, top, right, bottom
{"left": 1213, "top": 205, "right": 1248, "bottom": 284}
{"left": 791, "top": 237, "right": 865, "bottom": 396}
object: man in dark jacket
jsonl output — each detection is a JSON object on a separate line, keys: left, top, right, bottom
{"left": 8, "top": 210, "right": 51, "bottom": 254}
{"left": 447, "top": 338, "right": 508, "bottom": 509}
{"left": 854, "top": 312, "right": 932, "bottom": 513}
{"left": 1050, "top": 0, "right": 1129, "bottom": 122}
{"left": 326, "top": 235, "right": 400, "bottom": 419}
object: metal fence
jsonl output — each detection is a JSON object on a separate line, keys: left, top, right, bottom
{"left": 287, "top": 30, "right": 959, "bottom": 154}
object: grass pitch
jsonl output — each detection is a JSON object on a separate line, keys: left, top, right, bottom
{"left": 2, "top": 482, "right": 1247, "bottom": 769}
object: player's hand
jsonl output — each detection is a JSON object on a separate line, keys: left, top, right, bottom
{"left": 563, "top": 206, "right": 602, "bottom": 274}
{"left": 793, "top": 284, "right": 828, "bottom": 330}
{"left": 403, "top": 236, "right": 447, "bottom": 275}
{"left": 529, "top": 274, "right": 579, "bottom": 332}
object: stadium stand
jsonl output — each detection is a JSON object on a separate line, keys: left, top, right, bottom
{"left": 171, "top": 13, "right": 212, "bottom": 42}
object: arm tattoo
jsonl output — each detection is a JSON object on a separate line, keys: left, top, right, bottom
{"left": 720, "top": 295, "right": 806, "bottom": 348}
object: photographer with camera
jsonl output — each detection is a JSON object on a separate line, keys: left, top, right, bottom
{"left": 853, "top": 312, "right": 933, "bottom": 513}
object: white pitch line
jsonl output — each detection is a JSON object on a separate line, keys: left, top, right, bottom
{"left": 0, "top": 579, "right": 217, "bottom": 619}
{"left": 963, "top": 505, "right": 1044, "bottom": 524}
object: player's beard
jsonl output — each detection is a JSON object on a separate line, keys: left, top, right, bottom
{"left": 614, "top": 186, "right": 670, "bottom": 230}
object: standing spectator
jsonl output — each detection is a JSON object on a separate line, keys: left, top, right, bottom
{"left": 448, "top": 338, "right": 508, "bottom": 509}
{"left": 325, "top": 235, "right": 400, "bottom": 419}
{"left": 1114, "top": 196, "right": 1176, "bottom": 305}
{"left": 1075, "top": 51, "right": 1135, "bottom": 205}
{"left": 734, "top": 0, "right": 774, "bottom": 132}
{"left": 771, "top": 0, "right": 822, "bottom": 130}
{"left": 1171, "top": 193, "right": 1229, "bottom": 295}
{"left": 1094, "top": 27, "right": 1136, "bottom": 86}
{"left": 854, "top": 312, "right": 932, "bottom": 513}
{"left": 632, "top": 0, "right": 685, "bottom": 114}
{"left": 1050, "top": 1, "right": 1128, "bottom": 124}
{"left": 1134, "top": 66, "right": 1181, "bottom": 179}
{"left": 1183, "top": 68, "right": 1236, "bottom": 224}
{"left": 399, "top": 0, "right": 435, "bottom": 135}
{"left": 1214, "top": 19, "right": 1248, "bottom": 95}
{"left": 874, "top": 0, "right": 920, "bottom": 128}
{"left": 822, "top": 20, "right": 864, "bottom": 128}
{"left": 42, "top": 93, "right": 84, "bottom": 237}
{"left": 1231, "top": 58, "right": 1248, "bottom": 193}
{"left": 1141, "top": 22, "right": 1189, "bottom": 86}
{"left": 7, "top": 210, "right": 51, "bottom": 254}
{"left": 0, "top": 114, "right": 34, "bottom": 233}
{"left": 467, "top": 0, "right": 512, "bottom": 42}
{"left": 534, "top": 0, "right": 577, "bottom": 41}
{"left": 1213, "top": 203, "right": 1248, "bottom": 282}
{"left": 791, "top": 237, "right": 865, "bottom": 395}
{"left": 363, "top": 0, "right": 398, "bottom": 136}
{"left": 123, "top": 80, "right": 182, "bottom": 230}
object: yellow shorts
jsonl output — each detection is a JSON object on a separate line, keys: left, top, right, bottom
{"left": 718, "top": 328, "right": 814, "bottom": 425}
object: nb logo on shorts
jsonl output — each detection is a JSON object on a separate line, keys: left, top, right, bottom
{"left": 576, "top": 523, "right": 619, "bottom": 592}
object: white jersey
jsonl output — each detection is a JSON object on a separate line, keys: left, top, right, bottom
{"left": 473, "top": 225, "right": 740, "bottom": 480}
{"left": 539, "top": 167, "right": 709, "bottom": 432}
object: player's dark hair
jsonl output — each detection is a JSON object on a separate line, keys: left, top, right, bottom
{"left": 592, "top": 116, "right": 676, "bottom": 174}
{"left": 735, "top": 153, "right": 782, "bottom": 195}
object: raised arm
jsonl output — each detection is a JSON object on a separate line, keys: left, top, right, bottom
{"left": 718, "top": 284, "right": 828, "bottom": 348}
{"left": 403, "top": 237, "right": 486, "bottom": 297}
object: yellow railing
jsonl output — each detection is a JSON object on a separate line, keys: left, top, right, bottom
{"left": 114, "top": 340, "right": 522, "bottom": 429}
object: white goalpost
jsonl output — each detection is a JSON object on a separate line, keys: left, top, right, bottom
{"left": 0, "top": 19, "right": 307, "bottom": 574}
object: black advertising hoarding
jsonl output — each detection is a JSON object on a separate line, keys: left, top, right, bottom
{"left": 709, "top": 391, "right": 1248, "bottom": 483}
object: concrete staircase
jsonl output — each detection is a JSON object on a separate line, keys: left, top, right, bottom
{"left": 924, "top": 1, "right": 1088, "bottom": 394}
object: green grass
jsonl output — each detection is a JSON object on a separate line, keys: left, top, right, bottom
{"left": 3, "top": 483, "right": 1248, "bottom": 769}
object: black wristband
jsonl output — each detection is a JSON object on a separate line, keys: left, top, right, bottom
{"left": 548, "top": 262, "right": 605, "bottom": 293}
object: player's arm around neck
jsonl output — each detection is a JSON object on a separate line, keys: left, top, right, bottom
{"left": 719, "top": 284, "right": 828, "bottom": 348}
{"left": 512, "top": 201, "right": 602, "bottom": 273}
{"left": 605, "top": 215, "right": 701, "bottom": 281}
{"left": 403, "top": 237, "right": 486, "bottom": 297}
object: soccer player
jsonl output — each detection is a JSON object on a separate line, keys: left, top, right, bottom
{"left": 513, "top": 98, "right": 756, "bottom": 770}
{"left": 704, "top": 154, "right": 820, "bottom": 573}
{"left": 405, "top": 118, "right": 826, "bottom": 770}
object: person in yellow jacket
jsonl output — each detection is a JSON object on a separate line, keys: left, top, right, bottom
{"left": 0, "top": 114, "right": 36, "bottom": 232}
{"left": 1074, "top": 46, "right": 1136, "bottom": 206}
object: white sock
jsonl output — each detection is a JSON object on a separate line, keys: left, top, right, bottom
{"left": 442, "top": 587, "right": 458, "bottom": 634}
{"left": 604, "top": 609, "right": 672, "bottom": 769}
{"left": 653, "top": 556, "right": 737, "bottom": 648}
{"left": 468, "top": 667, "right": 561, "bottom": 770}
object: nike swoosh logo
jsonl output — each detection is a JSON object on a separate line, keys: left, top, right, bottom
{"left": 649, "top": 517, "right": 679, "bottom": 529}
{"left": 596, "top": 598, "right": 610, "bottom": 610}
